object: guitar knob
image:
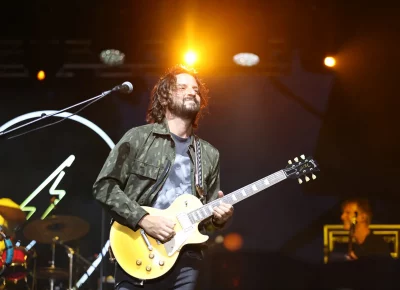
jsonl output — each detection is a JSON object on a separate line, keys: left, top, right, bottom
{"left": 298, "top": 178, "right": 303, "bottom": 184}
{"left": 146, "top": 265, "right": 152, "bottom": 271}
{"left": 136, "top": 260, "right": 142, "bottom": 266}
{"left": 305, "top": 176, "right": 310, "bottom": 182}
{"left": 300, "top": 154, "right": 305, "bottom": 159}
{"left": 312, "top": 174, "right": 317, "bottom": 180}
{"left": 149, "top": 253, "right": 155, "bottom": 259}
{"left": 294, "top": 157, "right": 299, "bottom": 162}
{"left": 159, "top": 260, "right": 165, "bottom": 266}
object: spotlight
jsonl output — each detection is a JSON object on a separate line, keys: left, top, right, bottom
{"left": 184, "top": 51, "right": 197, "bottom": 66}
{"left": 324, "top": 56, "right": 336, "bottom": 67}
{"left": 100, "top": 49, "right": 125, "bottom": 66}
{"left": 233, "top": 52, "right": 260, "bottom": 67}
{"left": 223, "top": 232, "right": 243, "bottom": 251}
{"left": 37, "top": 70, "right": 46, "bottom": 81}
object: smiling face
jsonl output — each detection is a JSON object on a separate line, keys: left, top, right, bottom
{"left": 168, "top": 73, "right": 201, "bottom": 120}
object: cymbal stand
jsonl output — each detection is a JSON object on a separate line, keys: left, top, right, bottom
{"left": 67, "top": 246, "right": 73, "bottom": 290}
{"left": 53, "top": 237, "right": 91, "bottom": 290}
{"left": 49, "top": 240, "right": 56, "bottom": 290}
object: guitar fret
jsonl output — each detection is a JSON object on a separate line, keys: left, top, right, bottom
{"left": 187, "top": 170, "right": 290, "bottom": 224}
{"left": 202, "top": 208, "right": 207, "bottom": 217}
{"left": 188, "top": 214, "right": 195, "bottom": 224}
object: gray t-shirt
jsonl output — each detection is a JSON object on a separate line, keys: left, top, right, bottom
{"left": 152, "top": 134, "right": 192, "bottom": 209}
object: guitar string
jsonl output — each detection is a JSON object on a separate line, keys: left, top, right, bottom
{"left": 187, "top": 170, "right": 287, "bottom": 224}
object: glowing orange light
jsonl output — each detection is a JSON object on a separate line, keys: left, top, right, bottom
{"left": 324, "top": 56, "right": 336, "bottom": 67}
{"left": 223, "top": 232, "right": 243, "bottom": 251}
{"left": 37, "top": 70, "right": 46, "bottom": 81}
{"left": 184, "top": 51, "right": 197, "bottom": 66}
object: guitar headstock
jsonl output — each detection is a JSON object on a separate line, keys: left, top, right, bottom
{"left": 283, "top": 154, "right": 319, "bottom": 184}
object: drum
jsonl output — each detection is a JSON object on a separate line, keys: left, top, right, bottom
{"left": 0, "top": 247, "right": 28, "bottom": 283}
{"left": 0, "top": 239, "right": 5, "bottom": 252}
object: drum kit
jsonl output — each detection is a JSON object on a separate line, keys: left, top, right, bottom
{"left": 0, "top": 200, "right": 90, "bottom": 290}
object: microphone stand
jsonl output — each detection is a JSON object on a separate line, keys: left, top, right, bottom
{"left": 0, "top": 87, "right": 117, "bottom": 138}
{"left": 348, "top": 212, "right": 358, "bottom": 257}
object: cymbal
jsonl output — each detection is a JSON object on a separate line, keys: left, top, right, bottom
{"left": 0, "top": 198, "right": 26, "bottom": 224}
{"left": 36, "top": 267, "right": 69, "bottom": 280}
{"left": 23, "top": 215, "right": 89, "bottom": 244}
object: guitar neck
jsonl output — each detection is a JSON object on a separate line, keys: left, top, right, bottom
{"left": 187, "top": 170, "right": 287, "bottom": 224}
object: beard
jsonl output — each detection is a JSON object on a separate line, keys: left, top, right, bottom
{"left": 168, "top": 97, "right": 200, "bottom": 120}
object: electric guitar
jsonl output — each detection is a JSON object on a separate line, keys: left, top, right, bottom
{"left": 110, "top": 155, "right": 319, "bottom": 280}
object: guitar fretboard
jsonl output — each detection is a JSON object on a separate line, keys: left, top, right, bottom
{"left": 187, "top": 170, "right": 287, "bottom": 224}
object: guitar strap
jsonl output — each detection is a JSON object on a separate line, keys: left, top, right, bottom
{"left": 193, "top": 135, "right": 206, "bottom": 204}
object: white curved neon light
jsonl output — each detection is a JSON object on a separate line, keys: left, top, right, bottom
{"left": 1, "top": 110, "right": 115, "bottom": 288}
{"left": 0, "top": 111, "right": 115, "bottom": 149}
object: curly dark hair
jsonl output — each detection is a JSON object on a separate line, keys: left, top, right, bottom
{"left": 146, "top": 64, "right": 209, "bottom": 129}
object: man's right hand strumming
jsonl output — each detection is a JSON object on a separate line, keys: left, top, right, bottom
{"left": 138, "top": 215, "right": 176, "bottom": 242}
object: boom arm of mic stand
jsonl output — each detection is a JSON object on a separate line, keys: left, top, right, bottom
{"left": 0, "top": 89, "right": 112, "bottom": 138}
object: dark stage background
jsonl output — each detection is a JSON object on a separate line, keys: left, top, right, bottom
{"left": 1, "top": 1, "right": 399, "bottom": 289}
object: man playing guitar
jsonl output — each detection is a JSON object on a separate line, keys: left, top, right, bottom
{"left": 93, "top": 65, "right": 234, "bottom": 290}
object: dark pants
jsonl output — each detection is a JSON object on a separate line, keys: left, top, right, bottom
{"left": 114, "top": 248, "right": 203, "bottom": 290}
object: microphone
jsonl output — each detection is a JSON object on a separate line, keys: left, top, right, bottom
{"left": 352, "top": 211, "right": 358, "bottom": 225}
{"left": 350, "top": 211, "right": 358, "bottom": 234}
{"left": 112, "top": 81, "right": 133, "bottom": 94}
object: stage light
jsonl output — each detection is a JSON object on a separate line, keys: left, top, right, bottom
{"left": 100, "top": 49, "right": 125, "bottom": 66}
{"left": 324, "top": 56, "right": 336, "bottom": 67}
{"left": 215, "top": 235, "right": 224, "bottom": 244}
{"left": 223, "top": 232, "right": 243, "bottom": 251}
{"left": 37, "top": 70, "right": 46, "bottom": 81}
{"left": 184, "top": 51, "right": 197, "bottom": 66}
{"left": 233, "top": 52, "right": 260, "bottom": 67}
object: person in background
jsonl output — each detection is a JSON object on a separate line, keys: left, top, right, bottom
{"left": 340, "top": 198, "right": 391, "bottom": 260}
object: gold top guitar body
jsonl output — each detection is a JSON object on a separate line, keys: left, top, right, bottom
{"left": 110, "top": 194, "right": 208, "bottom": 281}
{"left": 110, "top": 155, "right": 319, "bottom": 281}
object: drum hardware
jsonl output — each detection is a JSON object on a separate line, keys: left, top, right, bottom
{"left": 0, "top": 227, "right": 15, "bottom": 276}
{"left": 21, "top": 215, "right": 90, "bottom": 290}
{"left": 0, "top": 240, "right": 36, "bottom": 289}
{"left": 52, "top": 237, "right": 92, "bottom": 290}
{"left": 0, "top": 213, "right": 91, "bottom": 290}
{"left": 0, "top": 277, "right": 5, "bottom": 290}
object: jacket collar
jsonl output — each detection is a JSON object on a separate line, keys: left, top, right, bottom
{"left": 153, "top": 119, "right": 196, "bottom": 148}
{"left": 152, "top": 119, "right": 170, "bottom": 135}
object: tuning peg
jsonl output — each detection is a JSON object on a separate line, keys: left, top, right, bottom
{"left": 305, "top": 176, "right": 310, "bottom": 182}
{"left": 312, "top": 174, "right": 317, "bottom": 180}
{"left": 288, "top": 160, "right": 292, "bottom": 165}
{"left": 300, "top": 154, "right": 305, "bottom": 159}
{"left": 298, "top": 178, "right": 303, "bottom": 184}
{"left": 294, "top": 157, "right": 299, "bottom": 162}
